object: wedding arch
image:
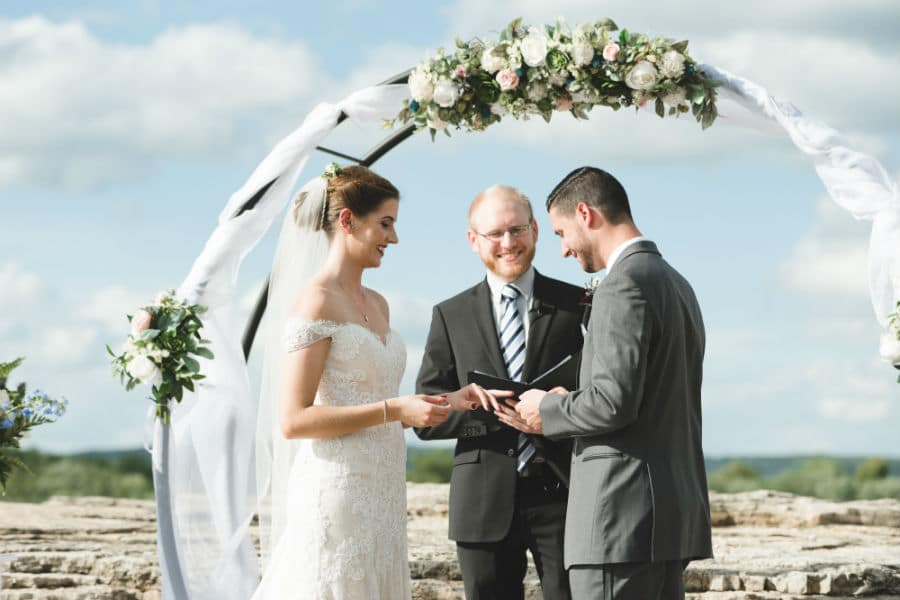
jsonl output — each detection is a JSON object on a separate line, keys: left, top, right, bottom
{"left": 140, "top": 19, "right": 899, "bottom": 600}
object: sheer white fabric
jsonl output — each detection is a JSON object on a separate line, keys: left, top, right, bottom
{"left": 703, "top": 64, "right": 900, "bottom": 329}
{"left": 250, "top": 318, "right": 410, "bottom": 600}
{"left": 152, "top": 84, "right": 409, "bottom": 600}
{"left": 254, "top": 176, "right": 331, "bottom": 569}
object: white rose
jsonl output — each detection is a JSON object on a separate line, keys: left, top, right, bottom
{"left": 661, "top": 87, "right": 687, "bottom": 107}
{"left": 481, "top": 47, "right": 506, "bottom": 73}
{"left": 548, "top": 72, "right": 568, "bottom": 87}
{"left": 659, "top": 50, "right": 686, "bottom": 79}
{"left": 408, "top": 68, "right": 434, "bottom": 103}
{"left": 520, "top": 28, "right": 548, "bottom": 67}
{"left": 127, "top": 355, "right": 163, "bottom": 386}
{"left": 625, "top": 60, "right": 658, "bottom": 90}
{"left": 432, "top": 79, "right": 460, "bottom": 108}
{"left": 572, "top": 42, "right": 595, "bottom": 67}
{"left": 527, "top": 81, "right": 548, "bottom": 101}
{"left": 880, "top": 332, "right": 900, "bottom": 364}
{"left": 570, "top": 90, "right": 594, "bottom": 103}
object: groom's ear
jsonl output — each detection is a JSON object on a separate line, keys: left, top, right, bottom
{"left": 577, "top": 203, "right": 602, "bottom": 229}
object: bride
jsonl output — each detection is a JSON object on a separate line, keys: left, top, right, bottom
{"left": 252, "top": 164, "right": 500, "bottom": 599}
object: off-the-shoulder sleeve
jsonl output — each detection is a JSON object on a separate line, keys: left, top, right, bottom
{"left": 283, "top": 318, "right": 339, "bottom": 352}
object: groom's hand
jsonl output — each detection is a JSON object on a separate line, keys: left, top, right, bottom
{"left": 494, "top": 400, "right": 541, "bottom": 434}
{"left": 510, "top": 389, "right": 545, "bottom": 433}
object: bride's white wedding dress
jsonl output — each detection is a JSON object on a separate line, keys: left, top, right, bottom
{"left": 252, "top": 318, "right": 411, "bottom": 600}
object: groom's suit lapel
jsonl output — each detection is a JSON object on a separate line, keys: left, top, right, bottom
{"left": 522, "top": 271, "right": 556, "bottom": 382}
{"left": 471, "top": 280, "right": 508, "bottom": 376}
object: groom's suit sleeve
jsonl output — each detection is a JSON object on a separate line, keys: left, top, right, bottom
{"left": 415, "top": 305, "right": 483, "bottom": 440}
{"left": 540, "top": 273, "right": 652, "bottom": 439}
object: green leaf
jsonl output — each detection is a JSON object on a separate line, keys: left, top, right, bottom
{"left": 655, "top": 98, "right": 665, "bottom": 118}
{"left": 0, "top": 357, "right": 25, "bottom": 380}
{"left": 182, "top": 357, "right": 200, "bottom": 373}
{"left": 619, "top": 29, "right": 629, "bottom": 46}
{"left": 596, "top": 18, "right": 618, "bottom": 31}
{"left": 194, "top": 347, "right": 214, "bottom": 360}
{"left": 671, "top": 40, "right": 689, "bottom": 53}
{"left": 139, "top": 329, "right": 160, "bottom": 341}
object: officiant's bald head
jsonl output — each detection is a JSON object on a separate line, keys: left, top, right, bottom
{"left": 467, "top": 185, "right": 538, "bottom": 282}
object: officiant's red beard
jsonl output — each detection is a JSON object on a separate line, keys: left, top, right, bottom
{"left": 484, "top": 239, "right": 536, "bottom": 281}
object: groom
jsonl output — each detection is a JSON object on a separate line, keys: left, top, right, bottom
{"left": 504, "top": 167, "right": 713, "bottom": 599}
{"left": 415, "top": 185, "right": 584, "bottom": 600}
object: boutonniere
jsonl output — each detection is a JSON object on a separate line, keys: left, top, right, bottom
{"left": 579, "top": 276, "right": 602, "bottom": 306}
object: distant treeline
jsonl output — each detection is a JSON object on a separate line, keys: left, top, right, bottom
{"left": 2, "top": 448, "right": 899, "bottom": 503}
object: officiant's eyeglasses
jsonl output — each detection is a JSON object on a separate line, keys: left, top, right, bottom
{"left": 474, "top": 220, "right": 533, "bottom": 243}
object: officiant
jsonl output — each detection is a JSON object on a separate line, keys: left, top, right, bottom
{"left": 415, "top": 184, "right": 585, "bottom": 600}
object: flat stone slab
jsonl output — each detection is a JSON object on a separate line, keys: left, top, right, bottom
{"left": 1, "top": 486, "right": 898, "bottom": 599}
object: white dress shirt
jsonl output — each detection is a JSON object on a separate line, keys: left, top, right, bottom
{"left": 486, "top": 266, "right": 535, "bottom": 347}
{"left": 606, "top": 236, "right": 648, "bottom": 272}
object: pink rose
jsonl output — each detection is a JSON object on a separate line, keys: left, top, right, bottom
{"left": 555, "top": 95, "right": 574, "bottom": 111}
{"left": 131, "top": 309, "right": 153, "bottom": 336}
{"left": 602, "top": 42, "right": 620, "bottom": 62}
{"left": 454, "top": 65, "right": 467, "bottom": 79}
{"left": 495, "top": 69, "right": 519, "bottom": 91}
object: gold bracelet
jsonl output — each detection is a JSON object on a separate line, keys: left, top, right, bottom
{"left": 383, "top": 398, "right": 389, "bottom": 425}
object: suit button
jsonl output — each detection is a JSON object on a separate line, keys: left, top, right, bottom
{"left": 507, "top": 449, "right": 515, "bottom": 457}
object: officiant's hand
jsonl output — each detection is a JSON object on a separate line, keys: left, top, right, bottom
{"left": 512, "top": 389, "right": 545, "bottom": 433}
{"left": 393, "top": 395, "right": 451, "bottom": 428}
{"left": 444, "top": 384, "right": 513, "bottom": 412}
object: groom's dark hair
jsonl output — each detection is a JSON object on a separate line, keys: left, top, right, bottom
{"left": 545, "top": 167, "right": 632, "bottom": 224}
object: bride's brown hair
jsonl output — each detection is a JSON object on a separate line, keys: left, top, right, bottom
{"left": 321, "top": 166, "right": 399, "bottom": 234}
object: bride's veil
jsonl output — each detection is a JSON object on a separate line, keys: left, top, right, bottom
{"left": 255, "top": 174, "right": 331, "bottom": 567}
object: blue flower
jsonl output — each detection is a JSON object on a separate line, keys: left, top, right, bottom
{"left": 22, "top": 407, "right": 34, "bottom": 419}
{"left": 408, "top": 99, "right": 420, "bottom": 113}
{"left": 684, "top": 63, "right": 696, "bottom": 76}
{"left": 591, "top": 57, "right": 603, "bottom": 68}
{"left": 0, "top": 418, "right": 13, "bottom": 430}
{"left": 515, "top": 68, "right": 524, "bottom": 78}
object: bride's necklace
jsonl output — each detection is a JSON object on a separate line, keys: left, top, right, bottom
{"left": 352, "top": 287, "right": 369, "bottom": 324}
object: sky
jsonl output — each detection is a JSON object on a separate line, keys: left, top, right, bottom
{"left": 1, "top": 1, "right": 898, "bottom": 456}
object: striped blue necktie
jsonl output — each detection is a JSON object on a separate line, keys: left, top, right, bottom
{"left": 499, "top": 284, "right": 535, "bottom": 472}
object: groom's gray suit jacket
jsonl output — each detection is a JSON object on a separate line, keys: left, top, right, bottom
{"left": 540, "top": 241, "right": 713, "bottom": 567}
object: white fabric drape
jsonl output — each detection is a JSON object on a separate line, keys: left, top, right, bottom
{"left": 151, "top": 84, "right": 408, "bottom": 600}
{"left": 702, "top": 64, "right": 900, "bottom": 328}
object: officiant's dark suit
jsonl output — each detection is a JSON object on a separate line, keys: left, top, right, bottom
{"left": 415, "top": 186, "right": 584, "bottom": 600}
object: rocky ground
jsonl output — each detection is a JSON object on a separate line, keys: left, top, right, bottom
{"left": 1, "top": 485, "right": 898, "bottom": 599}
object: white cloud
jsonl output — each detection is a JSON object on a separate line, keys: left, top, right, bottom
{"left": 31, "top": 327, "right": 99, "bottom": 365}
{"left": 0, "top": 16, "right": 327, "bottom": 190}
{"left": 778, "top": 198, "right": 871, "bottom": 296}
{"left": 819, "top": 396, "right": 890, "bottom": 422}
{"left": 0, "top": 262, "right": 44, "bottom": 307}
{"left": 77, "top": 285, "right": 152, "bottom": 334}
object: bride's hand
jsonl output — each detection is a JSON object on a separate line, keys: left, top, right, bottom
{"left": 445, "top": 384, "right": 514, "bottom": 412}
{"left": 392, "top": 395, "right": 450, "bottom": 428}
